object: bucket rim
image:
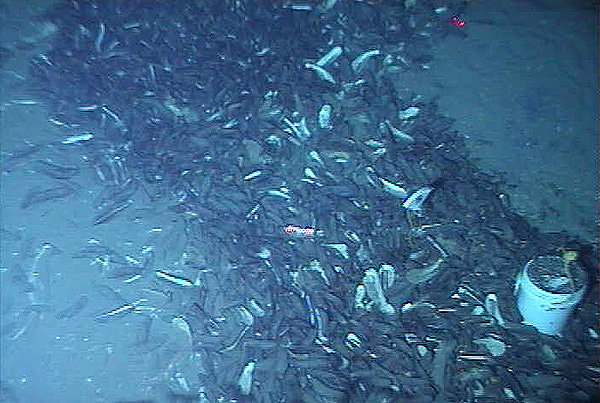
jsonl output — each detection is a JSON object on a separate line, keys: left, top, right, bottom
{"left": 523, "top": 257, "right": 586, "bottom": 297}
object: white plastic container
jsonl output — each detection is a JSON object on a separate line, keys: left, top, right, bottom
{"left": 514, "top": 256, "right": 586, "bottom": 336}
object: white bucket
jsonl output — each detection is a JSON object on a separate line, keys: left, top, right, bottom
{"left": 514, "top": 257, "right": 586, "bottom": 336}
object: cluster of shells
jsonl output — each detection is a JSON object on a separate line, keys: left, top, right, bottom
{"left": 26, "top": 1, "right": 598, "bottom": 402}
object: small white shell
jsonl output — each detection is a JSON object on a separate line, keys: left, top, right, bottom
{"left": 171, "top": 317, "right": 192, "bottom": 347}
{"left": 484, "top": 293, "right": 506, "bottom": 327}
{"left": 386, "top": 120, "right": 414, "bottom": 144}
{"left": 398, "top": 106, "right": 420, "bottom": 119}
{"left": 267, "top": 189, "right": 291, "bottom": 200}
{"left": 354, "top": 284, "right": 366, "bottom": 309}
{"left": 237, "top": 306, "right": 254, "bottom": 327}
{"left": 297, "top": 117, "right": 312, "bottom": 140}
{"left": 372, "top": 147, "right": 386, "bottom": 157}
{"left": 243, "top": 170, "right": 262, "bottom": 181}
{"left": 309, "top": 150, "right": 325, "bottom": 166}
{"left": 304, "top": 62, "right": 336, "bottom": 84}
{"left": 304, "top": 167, "right": 318, "bottom": 180}
{"left": 471, "top": 305, "right": 485, "bottom": 315}
{"left": 345, "top": 332, "right": 362, "bottom": 350}
{"left": 238, "top": 361, "right": 256, "bottom": 395}
{"left": 318, "top": 104, "right": 333, "bottom": 129}
{"left": 364, "top": 139, "right": 385, "bottom": 147}
{"left": 257, "top": 247, "right": 271, "bottom": 259}
{"left": 474, "top": 337, "right": 506, "bottom": 357}
{"left": 380, "top": 177, "right": 408, "bottom": 199}
{"left": 402, "top": 186, "right": 433, "bottom": 211}
{"left": 363, "top": 268, "right": 392, "bottom": 315}
{"left": 326, "top": 243, "right": 349, "bottom": 259}
{"left": 344, "top": 230, "right": 360, "bottom": 243}
{"left": 265, "top": 134, "right": 281, "bottom": 148}
{"left": 401, "top": 302, "right": 415, "bottom": 313}
{"left": 379, "top": 302, "right": 395, "bottom": 316}
{"left": 316, "top": 46, "right": 342, "bottom": 67}
{"left": 503, "top": 388, "right": 516, "bottom": 400}
{"left": 246, "top": 299, "right": 266, "bottom": 317}
{"left": 351, "top": 49, "right": 381, "bottom": 74}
